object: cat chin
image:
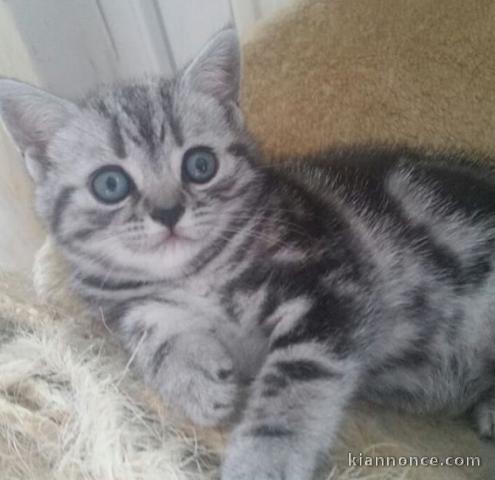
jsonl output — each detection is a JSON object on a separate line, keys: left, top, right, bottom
{"left": 112, "top": 240, "right": 201, "bottom": 279}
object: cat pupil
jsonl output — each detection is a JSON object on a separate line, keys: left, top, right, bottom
{"left": 106, "top": 176, "right": 117, "bottom": 191}
{"left": 196, "top": 157, "right": 208, "bottom": 173}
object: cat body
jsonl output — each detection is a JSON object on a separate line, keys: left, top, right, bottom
{"left": 1, "top": 30, "right": 495, "bottom": 480}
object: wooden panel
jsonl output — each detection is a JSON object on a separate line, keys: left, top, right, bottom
{"left": 97, "top": 0, "right": 174, "bottom": 78}
{"left": 2, "top": 0, "right": 297, "bottom": 97}
{"left": 155, "top": 0, "right": 233, "bottom": 69}
{"left": 3, "top": 0, "right": 119, "bottom": 98}
{"left": 256, "top": 0, "right": 298, "bottom": 18}
{"left": 230, "top": 0, "right": 297, "bottom": 38}
{"left": 230, "top": 0, "right": 259, "bottom": 38}
{"left": 0, "top": 1, "right": 44, "bottom": 273}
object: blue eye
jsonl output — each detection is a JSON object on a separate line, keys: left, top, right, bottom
{"left": 182, "top": 147, "right": 218, "bottom": 184}
{"left": 91, "top": 166, "right": 132, "bottom": 204}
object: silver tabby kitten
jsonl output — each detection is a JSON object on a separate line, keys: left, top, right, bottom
{"left": 1, "top": 29, "right": 495, "bottom": 480}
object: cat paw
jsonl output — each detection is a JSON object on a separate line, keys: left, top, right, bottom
{"left": 221, "top": 433, "right": 310, "bottom": 480}
{"left": 156, "top": 334, "right": 240, "bottom": 427}
{"left": 185, "top": 357, "right": 239, "bottom": 426}
{"left": 473, "top": 396, "right": 495, "bottom": 439}
{"left": 222, "top": 443, "right": 285, "bottom": 480}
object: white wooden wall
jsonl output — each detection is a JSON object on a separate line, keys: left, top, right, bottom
{"left": 0, "top": 0, "right": 297, "bottom": 98}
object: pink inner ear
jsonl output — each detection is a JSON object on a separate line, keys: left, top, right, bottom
{"left": 0, "top": 79, "right": 77, "bottom": 159}
{"left": 181, "top": 29, "right": 241, "bottom": 104}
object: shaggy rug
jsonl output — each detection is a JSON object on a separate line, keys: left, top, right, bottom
{"left": 1, "top": 0, "right": 495, "bottom": 478}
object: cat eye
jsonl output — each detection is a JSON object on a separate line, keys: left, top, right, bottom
{"left": 182, "top": 147, "right": 218, "bottom": 184}
{"left": 90, "top": 165, "right": 132, "bottom": 204}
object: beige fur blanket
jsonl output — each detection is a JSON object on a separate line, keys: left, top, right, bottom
{"left": 242, "top": 0, "right": 495, "bottom": 158}
{"left": 1, "top": 0, "right": 494, "bottom": 478}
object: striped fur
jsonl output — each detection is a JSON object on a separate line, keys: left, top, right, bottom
{"left": 2, "top": 30, "right": 495, "bottom": 480}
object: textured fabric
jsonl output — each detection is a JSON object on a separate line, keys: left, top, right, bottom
{"left": 242, "top": 0, "right": 495, "bottom": 158}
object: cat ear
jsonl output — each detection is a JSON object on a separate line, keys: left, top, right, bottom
{"left": 181, "top": 28, "right": 241, "bottom": 104}
{"left": 0, "top": 79, "right": 78, "bottom": 181}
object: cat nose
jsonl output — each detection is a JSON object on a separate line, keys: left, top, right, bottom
{"left": 150, "top": 204, "right": 185, "bottom": 228}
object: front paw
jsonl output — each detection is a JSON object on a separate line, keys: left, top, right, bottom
{"left": 155, "top": 334, "right": 240, "bottom": 426}
{"left": 222, "top": 433, "right": 311, "bottom": 480}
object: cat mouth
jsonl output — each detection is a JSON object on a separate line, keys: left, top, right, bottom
{"left": 146, "top": 230, "right": 196, "bottom": 252}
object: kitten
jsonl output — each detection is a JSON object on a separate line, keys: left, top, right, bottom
{"left": 1, "top": 29, "right": 495, "bottom": 480}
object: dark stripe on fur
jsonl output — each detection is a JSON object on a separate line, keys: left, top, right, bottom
{"left": 370, "top": 346, "right": 431, "bottom": 376}
{"left": 51, "top": 187, "right": 76, "bottom": 234}
{"left": 79, "top": 275, "right": 167, "bottom": 291}
{"left": 103, "top": 301, "right": 135, "bottom": 329}
{"left": 275, "top": 359, "right": 341, "bottom": 382}
{"left": 250, "top": 425, "right": 293, "bottom": 438}
{"left": 93, "top": 99, "right": 111, "bottom": 118}
{"left": 152, "top": 340, "right": 172, "bottom": 375}
{"left": 159, "top": 122, "right": 165, "bottom": 143}
{"left": 119, "top": 85, "right": 158, "bottom": 155}
{"left": 227, "top": 142, "right": 250, "bottom": 158}
{"left": 263, "top": 372, "right": 289, "bottom": 389}
{"left": 159, "top": 82, "right": 184, "bottom": 146}
{"left": 83, "top": 207, "right": 124, "bottom": 228}
{"left": 68, "top": 227, "right": 97, "bottom": 242}
{"left": 60, "top": 239, "right": 144, "bottom": 276}
{"left": 379, "top": 175, "right": 492, "bottom": 291}
{"left": 186, "top": 207, "right": 255, "bottom": 276}
{"left": 110, "top": 116, "right": 127, "bottom": 158}
{"left": 270, "top": 292, "right": 361, "bottom": 358}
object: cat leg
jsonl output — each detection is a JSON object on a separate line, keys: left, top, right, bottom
{"left": 221, "top": 340, "right": 360, "bottom": 480}
{"left": 117, "top": 302, "right": 240, "bottom": 426}
{"left": 473, "top": 391, "right": 495, "bottom": 439}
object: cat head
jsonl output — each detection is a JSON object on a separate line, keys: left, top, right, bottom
{"left": 0, "top": 29, "right": 262, "bottom": 280}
